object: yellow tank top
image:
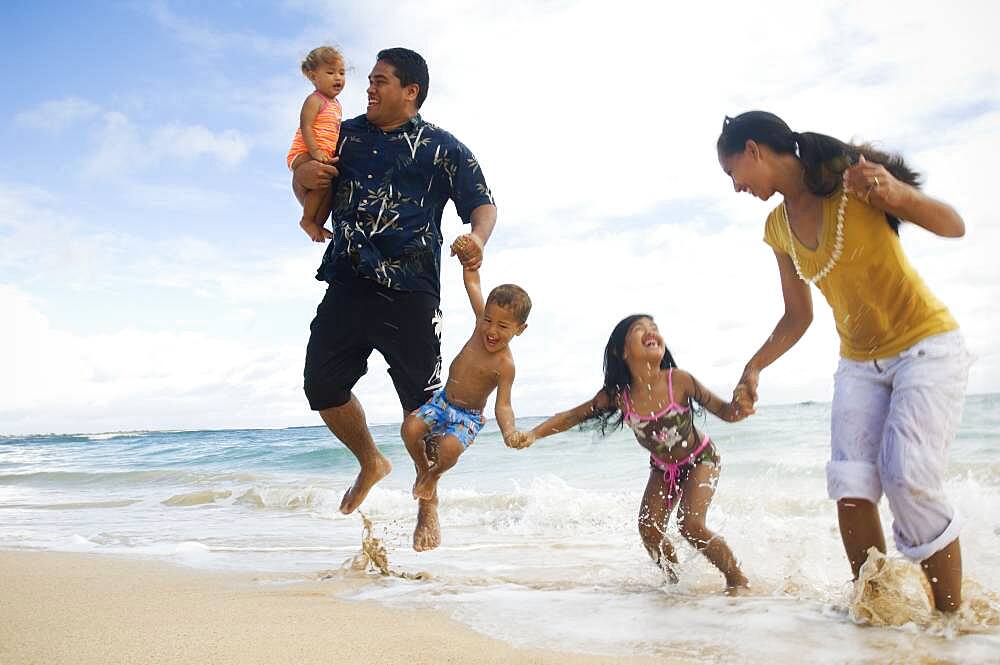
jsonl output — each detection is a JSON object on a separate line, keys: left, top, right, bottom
{"left": 763, "top": 188, "right": 957, "bottom": 360}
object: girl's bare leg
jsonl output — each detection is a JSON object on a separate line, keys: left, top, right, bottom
{"left": 836, "top": 498, "right": 886, "bottom": 578}
{"left": 638, "top": 468, "right": 679, "bottom": 581}
{"left": 677, "top": 462, "right": 748, "bottom": 590}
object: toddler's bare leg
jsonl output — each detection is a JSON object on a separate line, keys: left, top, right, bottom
{"left": 677, "top": 462, "right": 748, "bottom": 591}
{"left": 413, "top": 494, "right": 441, "bottom": 552}
{"left": 638, "top": 468, "right": 679, "bottom": 582}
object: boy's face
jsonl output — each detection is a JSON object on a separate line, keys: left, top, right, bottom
{"left": 477, "top": 302, "right": 526, "bottom": 353}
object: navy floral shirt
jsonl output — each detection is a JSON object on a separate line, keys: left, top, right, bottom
{"left": 316, "top": 113, "right": 494, "bottom": 298}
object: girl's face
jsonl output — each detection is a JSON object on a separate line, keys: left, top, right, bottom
{"left": 719, "top": 140, "right": 777, "bottom": 201}
{"left": 308, "top": 60, "right": 346, "bottom": 98}
{"left": 622, "top": 317, "right": 665, "bottom": 369}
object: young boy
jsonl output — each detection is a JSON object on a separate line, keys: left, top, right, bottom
{"left": 401, "top": 246, "right": 531, "bottom": 551}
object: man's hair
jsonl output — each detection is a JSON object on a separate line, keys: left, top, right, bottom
{"left": 377, "top": 47, "right": 429, "bottom": 109}
{"left": 486, "top": 284, "right": 531, "bottom": 324}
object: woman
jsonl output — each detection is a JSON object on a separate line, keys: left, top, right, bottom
{"left": 717, "top": 111, "right": 972, "bottom": 612}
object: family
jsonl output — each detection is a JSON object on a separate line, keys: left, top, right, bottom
{"left": 287, "top": 46, "right": 973, "bottom": 612}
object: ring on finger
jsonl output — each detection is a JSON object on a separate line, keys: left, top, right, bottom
{"left": 872, "top": 175, "right": 880, "bottom": 188}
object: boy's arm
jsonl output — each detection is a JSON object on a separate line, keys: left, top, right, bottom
{"left": 463, "top": 266, "right": 485, "bottom": 319}
{"left": 299, "top": 94, "right": 327, "bottom": 162}
{"left": 682, "top": 370, "right": 747, "bottom": 423}
{"left": 507, "top": 390, "right": 610, "bottom": 449}
{"left": 494, "top": 359, "right": 517, "bottom": 445}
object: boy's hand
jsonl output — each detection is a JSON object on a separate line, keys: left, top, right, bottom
{"left": 300, "top": 219, "right": 333, "bottom": 243}
{"left": 310, "top": 150, "right": 332, "bottom": 164}
{"left": 450, "top": 233, "right": 483, "bottom": 270}
{"left": 504, "top": 430, "right": 535, "bottom": 449}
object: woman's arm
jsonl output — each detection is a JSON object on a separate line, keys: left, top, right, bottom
{"left": 738, "top": 250, "right": 813, "bottom": 404}
{"left": 845, "top": 155, "right": 964, "bottom": 237}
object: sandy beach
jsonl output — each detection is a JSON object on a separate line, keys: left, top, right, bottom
{"left": 0, "top": 550, "right": 672, "bottom": 665}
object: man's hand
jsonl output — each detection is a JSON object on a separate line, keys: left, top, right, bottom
{"left": 450, "top": 233, "right": 483, "bottom": 270}
{"left": 294, "top": 157, "right": 340, "bottom": 190}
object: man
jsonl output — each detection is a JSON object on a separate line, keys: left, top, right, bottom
{"left": 294, "top": 47, "right": 496, "bottom": 547}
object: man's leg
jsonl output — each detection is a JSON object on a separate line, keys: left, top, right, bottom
{"left": 319, "top": 394, "right": 392, "bottom": 514}
{"left": 304, "top": 281, "right": 385, "bottom": 514}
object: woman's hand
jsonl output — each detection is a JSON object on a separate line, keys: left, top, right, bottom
{"left": 843, "top": 154, "right": 907, "bottom": 210}
{"left": 733, "top": 366, "right": 760, "bottom": 417}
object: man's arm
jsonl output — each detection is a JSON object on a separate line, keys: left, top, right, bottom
{"left": 463, "top": 266, "right": 485, "bottom": 319}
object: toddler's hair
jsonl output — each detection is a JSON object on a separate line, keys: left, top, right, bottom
{"left": 301, "top": 46, "right": 345, "bottom": 76}
{"left": 486, "top": 284, "right": 531, "bottom": 324}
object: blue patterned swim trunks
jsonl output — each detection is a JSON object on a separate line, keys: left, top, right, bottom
{"left": 414, "top": 388, "right": 485, "bottom": 449}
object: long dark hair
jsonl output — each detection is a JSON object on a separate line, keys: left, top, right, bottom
{"left": 591, "top": 314, "right": 678, "bottom": 434}
{"left": 717, "top": 111, "right": 921, "bottom": 233}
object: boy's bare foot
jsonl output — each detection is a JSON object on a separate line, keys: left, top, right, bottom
{"left": 412, "top": 470, "right": 438, "bottom": 501}
{"left": 413, "top": 497, "right": 441, "bottom": 552}
{"left": 340, "top": 455, "right": 392, "bottom": 514}
{"left": 300, "top": 217, "right": 332, "bottom": 242}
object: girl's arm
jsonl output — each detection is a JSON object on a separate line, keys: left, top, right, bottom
{"left": 679, "top": 371, "right": 746, "bottom": 423}
{"left": 845, "top": 155, "right": 964, "bottom": 237}
{"left": 299, "top": 94, "right": 328, "bottom": 163}
{"left": 507, "top": 390, "right": 611, "bottom": 449}
{"left": 738, "top": 250, "right": 813, "bottom": 406}
{"left": 463, "top": 266, "right": 485, "bottom": 319}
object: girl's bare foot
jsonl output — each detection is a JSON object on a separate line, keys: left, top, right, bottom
{"left": 340, "top": 455, "right": 392, "bottom": 514}
{"left": 413, "top": 497, "right": 441, "bottom": 551}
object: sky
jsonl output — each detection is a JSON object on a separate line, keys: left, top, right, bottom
{"left": 1, "top": 0, "right": 997, "bottom": 435}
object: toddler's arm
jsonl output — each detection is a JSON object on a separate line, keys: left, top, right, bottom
{"left": 300, "top": 94, "right": 330, "bottom": 163}
{"left": 681, "top": 370, "right": 749, "bottom": 423}
{"left": 463, "top": 265, "right": 485, "bottom": 319}
{"left": 507, "top": 390, "right": 610, "bottom": 449}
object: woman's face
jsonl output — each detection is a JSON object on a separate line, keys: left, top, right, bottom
{"left": 719, "top": 141, "right": 777, "bottom": 201}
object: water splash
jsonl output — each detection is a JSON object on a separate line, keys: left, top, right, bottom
{"left": 849, "top": 547, "right": 1000, "bottom": 635}
{"left": 346, "top": 511, "right": 429, "bottom": 581}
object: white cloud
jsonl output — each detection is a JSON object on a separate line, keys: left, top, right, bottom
{"left": 14, "top": 96, "right": 101, "bottom": 133}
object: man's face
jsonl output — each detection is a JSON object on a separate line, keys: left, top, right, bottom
{"left": 366, "top": 60, "right": 417, "bottom": 129}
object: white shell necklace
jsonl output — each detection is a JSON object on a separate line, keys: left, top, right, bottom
{"left": 781, "top": 188, "right": 847, "bottom": 284}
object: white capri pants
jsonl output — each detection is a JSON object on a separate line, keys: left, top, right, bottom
{"left": 827, "top": 330, "right": 973, "bottom": 561}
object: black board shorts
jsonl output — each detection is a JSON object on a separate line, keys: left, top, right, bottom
{"left": 303, "top": 277, "right": 443, "bottom": 412}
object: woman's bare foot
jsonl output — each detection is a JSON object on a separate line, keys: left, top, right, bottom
{"left": 413, "top": 497, "right": 441, "bottom": 552}
{"left": 724, "top": 575, "right": 750, "bottom": 596}
{"left": 412, "top": 471, "right": 438, "bottom": 501}
{"left": 340, "top": 455, "right": 392, "bottom": 514}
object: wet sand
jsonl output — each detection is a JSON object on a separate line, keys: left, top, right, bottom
{"left": 0, "top": 550, "right": 672, "bottom": 665}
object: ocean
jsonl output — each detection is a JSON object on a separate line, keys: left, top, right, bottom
{"left": 2, "top": 395, "right": 999, "bottom": 663}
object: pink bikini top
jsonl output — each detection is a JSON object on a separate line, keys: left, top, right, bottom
{"left": 621, "top": 369, "right": 699, "bottom": 457}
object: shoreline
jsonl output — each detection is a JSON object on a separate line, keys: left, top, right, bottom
{"left": 0, "top": 549, "right": 672, "bottom": 665}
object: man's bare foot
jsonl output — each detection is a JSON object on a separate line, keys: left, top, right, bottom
{"left": 413, "top": 497, "right": 441, "bottom": 552}
{"left": 412, "top": 470, "right": 438, "bottom": 501}
{"left": 340, "top": 455, "right": 392, "bottom": 514}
